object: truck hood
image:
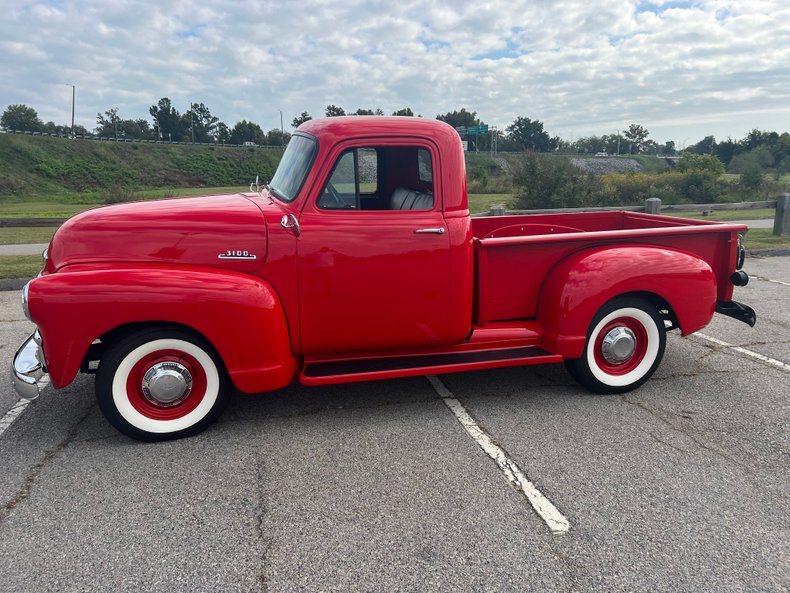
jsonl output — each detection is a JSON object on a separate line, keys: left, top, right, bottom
{"left": 47, "top": 194, "right": 267, "bottom": 273}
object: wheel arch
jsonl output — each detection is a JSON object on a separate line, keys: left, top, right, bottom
{"left": 86, "top": 321, "right": 222, "bottom": 371}
{"left": 28, "top": 265, "right": 299, "bottom": 393}
{"left": 537, "top": 245, "right": 716, "bottom": 359}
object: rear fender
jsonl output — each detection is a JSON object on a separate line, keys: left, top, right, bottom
{"left": 537, "top": 246, "right": 716, "bottom": 359}
{"left": 26, "top": 264, "right": 298, "bottom": 393}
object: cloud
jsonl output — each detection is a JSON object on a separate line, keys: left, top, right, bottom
{"left": 0, "top": 0, "right": 788, "bottom": 142}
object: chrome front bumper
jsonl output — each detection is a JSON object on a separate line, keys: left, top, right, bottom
{"left": 12, "top": 331, "right": 50, "bottom": 400}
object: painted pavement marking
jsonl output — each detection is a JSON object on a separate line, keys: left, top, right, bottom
{"left": 427, "top": 374, "right": 570, "bottom": 534}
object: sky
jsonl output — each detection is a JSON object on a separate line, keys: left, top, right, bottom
{"left": 1, "top": 0, "right": 789, "bottom": 146}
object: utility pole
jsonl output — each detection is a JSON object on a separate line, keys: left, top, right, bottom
{"left": 64, "top": 84, "right": 76, "bottom": 138}
{"left": 616, "top": 130, "right": 620, "bottom": 156}
{"left": 279, "top": 109, "right": 284, "bottom": 140}
{"left": 190, "top": 102, "right": 195, "bottom": 143}
{"left": 70, "top": 85, "right": 75, "bottom": 138}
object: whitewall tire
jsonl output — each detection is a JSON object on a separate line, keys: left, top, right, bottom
{"left": 565, "top": 297, "right": 666, "bottom": 394}
{"left": 96, "top": 328, "right": 231, "bottom": 441}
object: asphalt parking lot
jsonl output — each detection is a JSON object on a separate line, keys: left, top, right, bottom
{"left": 1, "top": 256, "right": 788, "bottom": 593}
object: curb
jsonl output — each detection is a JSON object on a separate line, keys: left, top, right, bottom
{"left": 747, "top": 248, "right": 790, "bottom": 258}
{"left": 0, "top": 279, "right": 28, "bottom": 291}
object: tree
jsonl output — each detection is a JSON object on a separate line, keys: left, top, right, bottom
{"left": 436, "top": 108, "right": 478, "bottom": 130}
{"left": 660, "top": 140, "right": 676, "bottom": 155}
{"left": 1, "top": 104, "right": 44, "bottom": 132}
{"left": 623, "top": 124, "right": 649, "bottom": 154}
{"left": 182, "top": 102, "right": 219, "bottom": 143}
{"left": 688, "top": 135, "right": 716, "bottom": 155}
{"left": 678, "top": 153, "right": 725, "bottom": 175}
{"left": 325, "top": 104, "right": 346, "bottom": 117}
{"left": 120, "top": 118, "right": 152, "bottom": 140}
{"left": 353, "top": 108, "right": 383, "bottom": 115}
{"left": 506, "top": 116, "right": 553, "bottom": 151}
{"left": 229, "top": 120, "right": 265, "bottom": 145}
{"left": 215, "top": 122, "right": 230, "bottom": 144}
{"left": 42, "top": 121, "right": 71, "bottom": 136}
{"left": 292, "top": 111, "right": 312, "bottom": 128}
{"left": 149, "top": 98, "right": 183, "bottom": 141}
{"left": 96, "top": 108, "right": 121, "bottom": 138}
{"left": 265, "top": 128, "right": 291, "bottom": 146}
{"left": 392, "top": 107, "right": 414, "bottom": 117}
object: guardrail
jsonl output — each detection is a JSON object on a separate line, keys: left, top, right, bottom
{"left": 2, "top": 195, "right": 788, "bottom": 235}
{"left": 0, "top": 129, "right": 285, "bottom": 150}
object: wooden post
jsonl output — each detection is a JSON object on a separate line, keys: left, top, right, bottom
{"left": 774, "top": 194, "right": 790, "bottom": 236}
{"left": 645, "top": 197, "right": 661, "bottom": 214}
{"left": 490, "top": 205, "right": 507, "bottom": 216}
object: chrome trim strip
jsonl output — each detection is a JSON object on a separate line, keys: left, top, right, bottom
{"left": 414, "top": 227, "right": 446, "bottom": 234}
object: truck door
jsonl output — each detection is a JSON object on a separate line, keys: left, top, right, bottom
{"left": 296, "top": 142, "right": 452, "bottom": 354}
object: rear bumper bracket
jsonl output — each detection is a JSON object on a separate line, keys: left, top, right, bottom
{"left": 715, "top": 300, "right": 757, "bottom": 327}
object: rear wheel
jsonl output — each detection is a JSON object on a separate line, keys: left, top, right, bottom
{"left": 565, "top": 296, "right": 666, "bottom": 394}
{"left": 96, "top": 328, "right": 231, "bottom": 441}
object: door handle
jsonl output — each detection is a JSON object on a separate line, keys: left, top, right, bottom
{"left": 414, "top": 227, "right": 445, "bottom": 235}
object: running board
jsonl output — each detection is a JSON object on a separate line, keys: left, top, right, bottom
{"left": 300, "top": 346, "right": 563, "bottom": 386}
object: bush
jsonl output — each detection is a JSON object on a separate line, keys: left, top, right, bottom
{"left": 512, "top": 153, "right": 602, "bottom": 209}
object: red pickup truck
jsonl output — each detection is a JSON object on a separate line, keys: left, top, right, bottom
{"left": 13, "top": 117, "right": 755, "bottom": 441}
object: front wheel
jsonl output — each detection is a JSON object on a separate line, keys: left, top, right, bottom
{"left": 96, "top": 328, "right": 231, "bottom": 441}
{"left": 565, "top": 297, "right": 666, "bottom": 394}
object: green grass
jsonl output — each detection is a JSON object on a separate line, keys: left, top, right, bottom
{"left": 664, "top": 208, "right": 775, "bottom": 221}
{"left": 742, "top": 228, "right": 790, "bottom": 250}
{"left": 468, "top": 193, "right": 514, "bottom": 213}
{"left": 0, "top": 255, "right": 42, "bottom": 280}
{"left": 0, "top": 227, "right": 57, "bottom": 245}
{"left": 0, "top": 133, "right": 280, "bottom": 202}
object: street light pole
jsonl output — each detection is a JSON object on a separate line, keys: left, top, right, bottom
{"left": 63, "top": 84, "right": 76, "bottom": 138}
{"left": 279, "top": 109, "right": 284, "bottom": 137}
{"left": 70, "top": 85, "right": 75, "bottom": 138}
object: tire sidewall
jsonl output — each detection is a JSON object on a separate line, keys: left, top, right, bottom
{"left": 586, "top": 307, "right": 660, "bottom": 388}
{"left": 569, "top": 297, "right": 666, "bottom": 394}
{"left": 96, "top": 329, "right": 230, "bottom": 441}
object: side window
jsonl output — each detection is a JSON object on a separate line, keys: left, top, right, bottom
{"left": 318, "top": 148, "right": 378, "bottom": 210}
{"left": 318, "top": 144, "right": 435, "bottom": 211}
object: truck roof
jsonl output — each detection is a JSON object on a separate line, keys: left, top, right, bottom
{"left": 297, "top": 116, "right": 458, "bottom": 141}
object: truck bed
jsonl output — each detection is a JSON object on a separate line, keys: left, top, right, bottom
{"left": 472, "top": 211, "right": 746, "bottom": 325}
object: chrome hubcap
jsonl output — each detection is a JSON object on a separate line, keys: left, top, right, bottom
{"left": 142, "top": 362, "right": 193, "bottom": 406}
{"left": 601, "top": 327, "right": 637, "bottom": 364}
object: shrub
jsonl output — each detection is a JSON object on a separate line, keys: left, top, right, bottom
{"left": 512, "top": 153, "right": 602, "bottom": 209}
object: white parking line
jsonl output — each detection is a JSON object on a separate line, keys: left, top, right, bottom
{"left": 694, "top": 333, "right": 790, "bottom": 372}
{"left": 751, "top": 275, "right": 790, "bottom": 287}
{"left": 0, "top": 399, "right": 31, "bottom": 438}
{"left": 427, "top": 374, "right": 571, "bottom": 534}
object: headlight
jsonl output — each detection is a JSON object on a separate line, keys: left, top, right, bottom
{"left": 42, "top": 248, "right": 48, "bottom": 262}
{"left": 736, "top": 233, "right": 745, "bottom": 270}
{"left": 21, "top": 281, "right": 31, "bottom": 321}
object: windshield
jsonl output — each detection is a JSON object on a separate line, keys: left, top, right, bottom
{"left": 269, "top": 134, "right": 317, "bottom": 202}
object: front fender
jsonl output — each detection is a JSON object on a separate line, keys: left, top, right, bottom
{"left": 27, "top": 264, "right": 298, "bottom": 393}
{"left": 537, "top": 245, "right": 717, "bottom": 359}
